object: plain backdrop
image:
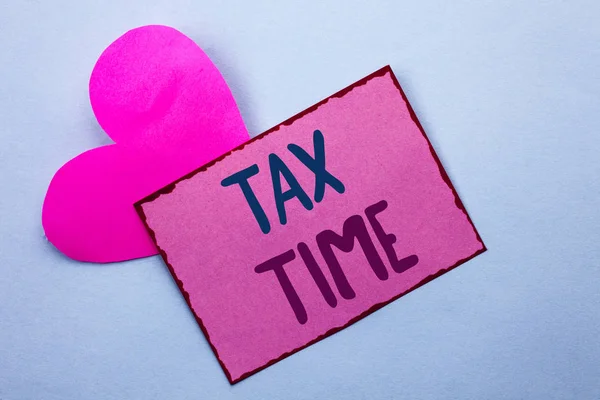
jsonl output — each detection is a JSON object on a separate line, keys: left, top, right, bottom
{"left": 1, "top": 0, "right": 599, "bottom": 399}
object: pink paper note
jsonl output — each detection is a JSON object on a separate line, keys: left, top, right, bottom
{"left": 42, "top": 25, "right": 249, "bottom": 262}
{"left": 136, "top": 66, "right": 485, "bottom": 383}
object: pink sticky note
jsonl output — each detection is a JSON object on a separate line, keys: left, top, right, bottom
{"left": 42, "top": 25, "right": 249, "bottom": 262}
{"left": 136, "top": 66, "right": 485, "bottom": 383}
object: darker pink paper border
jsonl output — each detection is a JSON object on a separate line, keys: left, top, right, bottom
{"left": 134, "top": 65, "right": 487, "bottom": 384}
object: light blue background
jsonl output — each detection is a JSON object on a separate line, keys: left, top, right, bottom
{"left": 1, "top": 0, "right": 599, "bottom": 398}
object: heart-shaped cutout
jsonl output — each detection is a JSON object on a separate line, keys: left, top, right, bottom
{"left": 42, "top": 25, "right": 249, "bottom": 262}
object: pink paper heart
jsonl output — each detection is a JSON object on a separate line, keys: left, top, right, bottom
{"left": 42, "top": 25, "right": 249, "bottom": 262}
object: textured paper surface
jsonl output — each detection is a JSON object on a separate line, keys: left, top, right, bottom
{"left": 137, "top": 66, "right": 485, "bottom": 383}
{"left": 42, "top": 25, "right": 249, "bottom": 262}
